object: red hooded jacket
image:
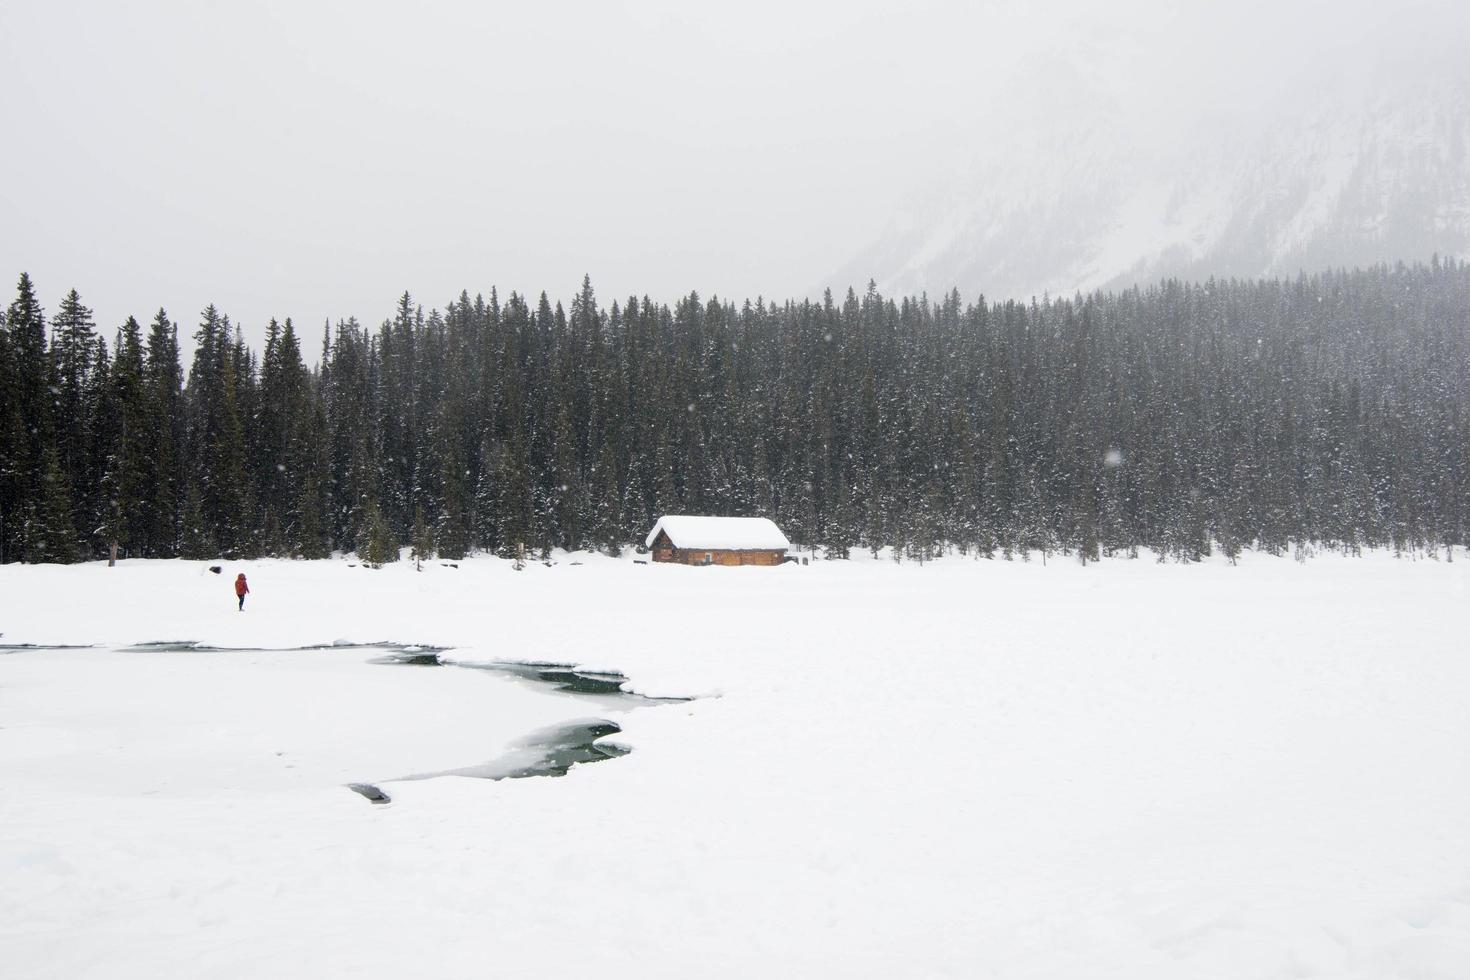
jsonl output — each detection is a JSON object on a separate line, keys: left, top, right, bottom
{"left": 235, "top": 574, "right": 249, "bottom": 597}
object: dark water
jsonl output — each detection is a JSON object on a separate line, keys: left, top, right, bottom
{"left": 346, "top": 718, "right": 633, "bottom": 805}
{"left": 124, "top": 640, "right": 451, "bottom": 655}
{"left": 348, "top": 649, "right": 692, "bottom": 803}
{"left": 404, "top": 718, "right": 631, "bottom": 781}
{"left": 369, "top": 649, "right": 689, "bottom": 704}
{"left": 0, "top": 643, "right": 95, "bottom": 652}
{"left": 4, "top": 640, "right": 451, "bottom": 655}
{"left": 367, "top": 650, "right": 442, "bottom": 666}
{"left": 467, "top": 661, "right": 632, "bottom": 695}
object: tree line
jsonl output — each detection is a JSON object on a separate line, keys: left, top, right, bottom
{"left": 1, "top": 260, "right": 1467, "bottom": 566}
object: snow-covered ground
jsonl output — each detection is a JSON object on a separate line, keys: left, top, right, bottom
{"left": 3, "top": 550, "right": 1469, "bottom": 979}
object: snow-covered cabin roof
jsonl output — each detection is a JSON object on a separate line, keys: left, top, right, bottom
{"left": 644, "top": 515, "right": 791, "bottom": 551}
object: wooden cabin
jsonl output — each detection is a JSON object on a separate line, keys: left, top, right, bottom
{"left": 644, "top": 515, "right": 790, "bottom": 566}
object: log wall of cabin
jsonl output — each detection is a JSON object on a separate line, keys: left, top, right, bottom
{"left": 651, "top": 545, "right": 785, "bottom": 566}
{"left": 647, "top": 530, "right": 786, "bottom": 565}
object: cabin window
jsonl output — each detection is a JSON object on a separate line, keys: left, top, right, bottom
{"left": 703, "top": 553, "right": 713, "bottom": 565}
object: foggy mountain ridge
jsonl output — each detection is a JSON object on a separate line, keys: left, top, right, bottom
{"left": 834, "top": 61, "right": 1470, "bottom": 302}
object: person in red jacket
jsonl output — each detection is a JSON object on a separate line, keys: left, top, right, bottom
{"left": 235, "top": 572, "right": 250, "bottom": 611}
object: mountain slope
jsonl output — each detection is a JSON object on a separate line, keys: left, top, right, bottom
{"left": 834, "top": 63, "right": 1470, "bottom": 301}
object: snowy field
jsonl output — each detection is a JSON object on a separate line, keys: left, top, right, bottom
{"left": 3, "top": 550, "right": 1470, "bottom": 979}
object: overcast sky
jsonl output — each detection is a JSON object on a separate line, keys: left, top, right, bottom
{"left": 2, "top": 0, "right": 1463, "bottom": 353}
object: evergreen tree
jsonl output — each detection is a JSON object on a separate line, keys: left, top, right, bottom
{"left": 183, "top": 306, "right": 251, "bottom": 558}
{"left": 410, "top": 504, "right": 434, "bottom": 570}
{"left": 295, "top": 397, "right": 332, "bottom": 559}
{"left": 30, "top": 446, "right": 78, "bottom": 563}
{"left": 142, "top": 309, "right": 183, "bottom": 556}
{"left": 100, "top": 317, "right": 150, "bottom": 560}
{"left": 48, "top": 288, "right": 97, "bottom": 528}
{"left": 359, "top": 497, "right": 398, "bottom": 568}
{"left": 0, "top": 290, "right": 26, "bottom": 563}
{"left": 257, "top": 317, "right": 315, "bottom": 555}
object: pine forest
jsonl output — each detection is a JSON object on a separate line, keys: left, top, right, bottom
{"left": 0, "top": 261, "right": 1467, "bottom": 566}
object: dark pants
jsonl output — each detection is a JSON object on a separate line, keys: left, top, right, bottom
{"left": 237, "top": 593, "right": 245, "bottom": 610}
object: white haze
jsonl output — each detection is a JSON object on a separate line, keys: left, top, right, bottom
{"left": 1, "top": 0, "right": 1464, "bottom": 354}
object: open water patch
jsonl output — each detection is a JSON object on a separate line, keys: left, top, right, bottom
{"left": 0, "top": 643, "right": 96, "bottom": 653}
{"left": 492, "top": 663, "right": 632, "bottom": 696}
{"left": 372, "top": 651, "right": 688, "bottom": 704}
{"left": 366, "top": 649, "right": 443, "bottom": 666}
{"left": 352, "top": 654, "right": 697, "bottom": 802}
{"left": 122, "top": 640, "right": 450, "bottom": 655}
{"left": 346, "top": 718, "right": 632, "bottom": 804}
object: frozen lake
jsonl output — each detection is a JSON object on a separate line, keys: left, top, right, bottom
{"left": 3, "top": 550, "right": 1469, "bottom": 978}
